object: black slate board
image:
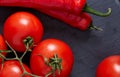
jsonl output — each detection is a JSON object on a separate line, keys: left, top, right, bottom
{"left": 0, "top": 0, "right": 120, "bottom": 77}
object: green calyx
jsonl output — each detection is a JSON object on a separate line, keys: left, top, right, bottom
{"left": 44, "top": 54, "right": 62, "bottom": 77}
{"left": 23, "top": 36, "right": 33, "bottom": 51}
{"left": 83, "top": 4, "right": 112, "bottom": 17}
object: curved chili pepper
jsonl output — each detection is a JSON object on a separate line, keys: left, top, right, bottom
{"left": 0, "top": 0, "right": 110, "bottom": 31}
{"left": 45, "top": 10, "right": 92, "bottom": 31}
{"left": 39, "top": 8, "right": 100, "bottom": 31}
{"left": 0, "top": 0, "right": 111, "bottom": 16}
{"left": 0, "top": 0, "right": 86, "bottom": 15}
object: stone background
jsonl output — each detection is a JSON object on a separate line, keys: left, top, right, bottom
{"left": 0, "top": 0, "right": 120, "bottom": 77}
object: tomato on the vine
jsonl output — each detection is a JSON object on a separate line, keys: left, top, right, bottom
{"left": 0, "top": 34, "right": 7, "bottom": 62}
{"left": 3, "top": 11, "right": 44, "bottom": 52}
{"left": 96, "top": 55, "right": 120, "bottom": 77}
{"left": 30, "top": 38, "right": 74, "bottom": 77}
{"left": 0, "top": 60, "right": 31, "bottom": 77}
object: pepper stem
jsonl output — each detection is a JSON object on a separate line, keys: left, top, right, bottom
{"left": 89, "top": 23, "right": 103, "bottom": 31}
{"left": 83, "top": 4, "right": 112, "bottom": 17}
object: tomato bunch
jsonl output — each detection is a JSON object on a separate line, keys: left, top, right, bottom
{"left": 0, "top": 10, "right": 119, "bottom": 77}
{"left": 0, "top": 11, "right": 74, "bottom": 77}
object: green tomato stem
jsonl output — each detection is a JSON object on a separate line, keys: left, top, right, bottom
{"left": 4, "top": 40, "right": 41, "bottom": 77}
{"left": 5, "top": 41, "right": 19, "bottom": 59}
{"left": 20, "top": 49, "right": 28, "bottom": 60}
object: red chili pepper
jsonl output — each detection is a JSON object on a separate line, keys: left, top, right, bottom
{"left": 0, "top": 0, "right": 111, "bottom": 31}
{"left": 39, "top": 9, "right": 101, "bottom": 31}
{"left": 0, "top": 0, "right": 85, "bottom": 15}
{"left": 42, "top": 9, "right": 92, "bottom": 31}
{"left": 0, "top": 0, "right": 111, "bottom": 16}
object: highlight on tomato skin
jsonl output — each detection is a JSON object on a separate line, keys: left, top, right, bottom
{"left": 96, "top": 55, "right": 120, "bottom": 77}
{"left": 30, "top": 38, "right": 74, "bottom": 77}
{"left": 3, "top": 11, "right": 44, "bottom": 52}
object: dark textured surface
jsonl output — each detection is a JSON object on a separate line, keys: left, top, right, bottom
{"left": 0, "top": 0, "right": 120, "bottom": 77}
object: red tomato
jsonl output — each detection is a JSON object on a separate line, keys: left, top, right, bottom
{"left": 30, "top": 38, "right": 74, "bottom": 77}
{"left": 0, "top": 34, "right": 7, "bottom": 62}
{"left": 3, "top": 11, "right": 44, "bottom": 52}
{"left": 0, "top": 60, "right": 32, "bottom": 77}
{"left": 96, "top": 55, "right": 120, "bottom": 77}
